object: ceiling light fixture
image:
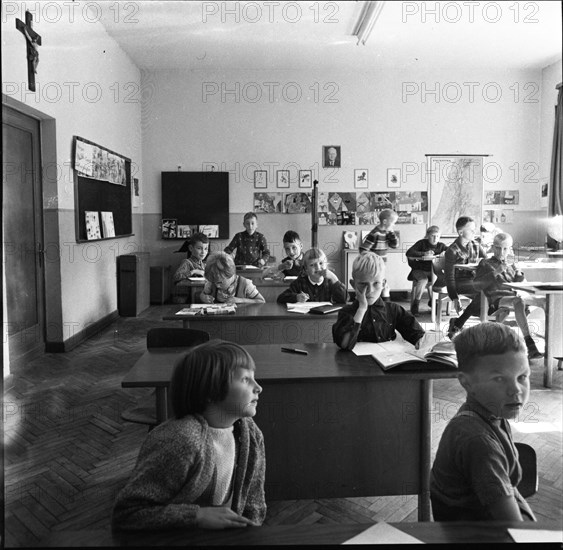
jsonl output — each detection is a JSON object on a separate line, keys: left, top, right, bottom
{"left": 352, "top": 1, "right": 386, "bottom": 46}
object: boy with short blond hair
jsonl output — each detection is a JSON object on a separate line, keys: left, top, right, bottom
{"left": 332, "top": 252, "right": 424, "bottom": 350}
{"left": 430, "top": 322, "right": 536, "bottom": 522}
{"left": 224, "top": 212, "right": 270, "bottom": 267}
{"left": 473, "top": 232, "right": 545, "bottom": 358}
{"left": 276, "top": 248, "right": 347, "bottom": 304}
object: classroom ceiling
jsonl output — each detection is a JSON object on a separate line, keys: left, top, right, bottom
{"left": 99, "top": 1, "right": 562, "bottom": 71}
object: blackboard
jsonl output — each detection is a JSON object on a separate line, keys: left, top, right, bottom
{"left": 161, "top": 172, "right": 229, "bottom": 239}
{"left": 73, "top": 136, "right": 133, "bottom": 242}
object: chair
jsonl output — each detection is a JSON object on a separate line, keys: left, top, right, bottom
{"left": 121, "top": 328, "right": 210, "bottom": 429}
{"left": 515, "top": 442, "right": 538, "bottom": 498}
{"left": 430, "top": 256, "right": 452, "bottom": 328}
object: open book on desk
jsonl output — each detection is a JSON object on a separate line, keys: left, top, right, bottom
{"left": 352, "top": 340, "right": 457, "bottom": 371}
{"left": 236, "top": 265, "right": 261, "bottom": 270}
{"left": 286, "top": 301, "right": 332, "bottom": 314}
{"left": 176, "top": 304, "right": 237, "bottom": 316}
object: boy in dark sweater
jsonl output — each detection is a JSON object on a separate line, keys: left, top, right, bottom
{"left": 406, "top": 225, "right": 448, "bottom": 315}
{"left": 332, "top": 252, "right": 424, "bottom": 350}
{"left": 277, "top": 248, "right": 347, "bottom": 304}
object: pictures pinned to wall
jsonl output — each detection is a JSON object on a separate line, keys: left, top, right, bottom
{"left": 276, "top": 170, "right": 290, "bottom": 188}
{"left": 100, "top": 211, "right": 115, "bottom": 238}
{"left": 540, "top": 178, "right": 548, "bottom": 208}
{"left": 254, "top": 170, "right": 267, "bottom": 189}
{"left": 254, "top": 192, "right": 283, "bottom": 213}
{"left": 85, "top": 211, "right": 101, "bottom": 240}
{"left": 483, "top": 209, "right": 514, "bottom": 224}
{"left": 161, "top": 218, "right": 178, "bottom": 238}
{"left": 354, "top": 169, "right": 368, "bottom": 189}
{"left": 299, "top": 170, "right": 312, "bottom": 188}
{"left": 484, "top": 189, "right": 519, "bottom": 224}
{"left": 484, "top": 190, "right": 519, "bottom": 205}
{"left": 284, "top": 193, "right": 312, "bottom": 213}
{"left": 387, "top": 168, "right": 401, "bottom": 188}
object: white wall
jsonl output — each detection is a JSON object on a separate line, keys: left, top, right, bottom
{"left": 2, "top": 4, "right": 142, "bottom": 342}
{"left": 141, "top": 67, "right": 546, "bottom": 274}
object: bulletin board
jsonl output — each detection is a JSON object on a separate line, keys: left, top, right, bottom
{"left": 161, "top": 172, "right": 229, "bottom": 239}
{"left": 73, "top": 136, "right": 133, "bottom": 242}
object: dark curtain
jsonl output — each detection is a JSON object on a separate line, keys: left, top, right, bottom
{"left": 548, "top": 85, "right": 563, "bottom": 217}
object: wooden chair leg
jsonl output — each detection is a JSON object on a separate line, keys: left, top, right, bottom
{"left": 431, "top": 293, "right": 437, "bottom": 324}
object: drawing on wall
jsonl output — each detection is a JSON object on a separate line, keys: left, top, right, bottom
{"left": 276, "top": 170, "right": 290, "bottom": 188}
{"left": 372, "top": 192, "right": 395, "bottom": 211}
{"left": 387, "top": 168, "right": 401, "bottom": 188}
{"left": 100, "top": 211, "right": 115, "bottom": 238}
{"left": 299, "top": 170, "right": 312, "bottom": 188}
{"left": 540, "top": 178, "right": 548, "bottom": 208}
{"left": 392, "top": 191, "right": 428, "bottom": 224}
{"left": 484, "top": 190, "right": 519, "bottom": 205}
{"left": 162, "top": 218, "right": 177, "bottom": 239}
{"left": 429, "top": 156, "right": 484, "bottom": 235}
{"left": 254, "top": 170, "right": 267, "bottom": 189}
{"left": 356, "top": 211, "right": 377, "bottom": 225}
{"left": 343, "top": 231, "right": 358, "bottom": 249}
{"left": 85, "top": 211, "right": 101, "bottom": 240}
{"left": 177, "top": 225, "right": 192, "bottom": 238}
{"left": 354, "top": 169, "right": 368, "bottom": 189}
{"left": 199, "top": 225, "right": 219, "bottom": 238}
{"left": 75, "top": 137, "right": 126, "bottom": 185}
{"left": 317, "top": 192, "right": 330, "bottom": 212}
{"left": 328, "top": 192, "right": 356, "bottom": 213}
{"left": 254, "top": 192, "right": 283, "bottom": 213}
{"left": 284, "top": 193, "right": 312, "bottom": 214}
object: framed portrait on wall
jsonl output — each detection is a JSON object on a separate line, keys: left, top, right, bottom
{"left": 276, "top": 170, "right": 290, "bottom": 188}
{"left": 323, "top": 145, "right": 341, "bottom": 168}
{"left": 299, "top": 170, "right": 312, "bottom": 188}
{"left": 354, "top": 169, "right": 368, "bottom": 189}
{"left": 254, "top": 170, "right": 267, "bottom": 189}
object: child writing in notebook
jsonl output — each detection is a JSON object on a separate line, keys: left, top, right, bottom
{"left": 173, "top": 232, "right": 210, "bottom": 282}
{"left": 200, "top": 252, "right": 265, "bottom": 304}
{"left": 430, "top": 322, "right": 536, "bottom": 522}
{"left": 276, "top": 247, "right": 347, "bottom": 304}
{"left": 112, "top": 340, "right": 266, "bottom": 530}
{"left": 224, "top": 212, "right": 270, "bottom": 267}
{"left": 332, "top": 252, "right": 424, "bottom": 350}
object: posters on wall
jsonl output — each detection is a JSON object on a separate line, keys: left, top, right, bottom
{"left": 75, "top": 137, "right": 127, "bottom": 185}
{"left": 483, "top": 189, "right": 519, "bottom": 224}
{"left": 254, "top": 191, "right": 428, "bottom": 225}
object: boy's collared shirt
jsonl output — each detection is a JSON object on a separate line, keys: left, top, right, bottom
{"left": 430, "top": 395, "right": 535, "bottom": 520}
{"left": 444, "top": 237, "right": 487, "bottom": 300}
{"left": 173, "top": 257, "right": 206, "bottom": 282}
{"left": 473, "top": 256, "right": 525, "bottom": 310}
{"left": 276, "top": 273, "right": 347, "bottom": 304}
{"left": 281, "top": 255, "right": 304, "bottom": 277}
{"left": 224, "top": 231, "right": 270, "bottom": 266}
{"left": 406, "top": 238, "right": 448, "bottom": 273}
{"left": 332, "top": 297, "right": 424, "bottom": 350}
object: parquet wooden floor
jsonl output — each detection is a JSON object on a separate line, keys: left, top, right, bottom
{"left": 3, "top": 303, "right": 562, "bottom": 547}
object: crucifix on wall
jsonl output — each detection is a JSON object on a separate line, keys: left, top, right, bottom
{"left": 16, "top": 11, "right": 42, "bottom": 92}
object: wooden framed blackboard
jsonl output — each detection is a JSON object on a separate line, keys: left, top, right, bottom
{"left": 73, "top": 136, "right": 133, "bottom": 242}
{"left": 161, "top": 172, "right": 229, "bottom": 239}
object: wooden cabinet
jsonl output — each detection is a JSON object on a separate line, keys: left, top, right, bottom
{"left": 117, "top": 253, "right": 150, "bottom": 316}
{"left": 342, "top": 249, "right": 410, "bottom": 292}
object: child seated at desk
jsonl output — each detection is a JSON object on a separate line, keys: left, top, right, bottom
{"left": 406, "top": 225, "right": 448, "bottom": 316}
{"left": 445, "top": 216, "right": 487, "bottom": 339}
{"left": 430, "top": 322, "right": 536, "bottom": 522}
{"left": 276, "top": 247, "right": 347, "bottom": 304}
{"left": 224, "top": 212, "right": 270, "bottom": 267}
{"left": 473, "top": 232, "right": 545, "bottom": 359}
{"left": 112, "top": 340, "right": 266, "bottom": 530}
{"left": 277, "top": 230, "right": 304, "bottom": 277}
{"left": 332, "top": 252, "right": 424, "bottom": 350}
{"left": 173, "top": 232, "right": 209, "bottom": 282}
{"left": 200, "top": 252, "right": 265, "bottom": 304}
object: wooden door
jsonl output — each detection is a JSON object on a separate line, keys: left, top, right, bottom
{"left": 3, "top": 106, "right": 45, "bottom": 366}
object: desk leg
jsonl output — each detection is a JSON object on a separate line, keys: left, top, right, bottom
{"left": 181, "top": 320, "right": 191, "bottom": 329}
{"left": 480, "top": 291, "right": 488, "bottom": 322}
{"left": 543, "top": 293, "right": 562, "bottom": 388}
{"left": 418, "top": 379, "right": 432, "bottom": 522}
{"left": 155, "top": 387, "right": 168, "bottom": 424}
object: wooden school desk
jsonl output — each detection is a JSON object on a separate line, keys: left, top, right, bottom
{"left": 162, "top": 303, "right": 342, "bottom": 344}
{"left": 42, "top": 521, "right": 563, "bottom": 546}
{"left": 121, "top": 343, "right": 457, "bottom": 520}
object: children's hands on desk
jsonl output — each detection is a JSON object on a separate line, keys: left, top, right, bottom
{"left": 296, "top": 292, "right": 309, "bottom": 303}
{"left": 196, "top": 506, "right": 258, "bottom": 529}
{"left": 200, "top": 294, "right": 215, "bottom": 304}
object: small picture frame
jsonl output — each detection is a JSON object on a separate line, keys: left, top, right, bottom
{"left": 276, "top": 170, "right": 290, "bottom": 188}
{"left": 387, "top": 168, "right": 401, "bottom": 188}
{"left": 254, "top": 170, "right": 267, "bottom": 189}
{"left": 354, "top": 169, "right": 368, "bottom": 189}
{"left": 299, "top": 170, "right": 312, "bottom": 188}
{"left": 323, "top": 145, "right": 341, "bottom": 168}
{"left": 162, "top": 218, "right": 178, "bottom": 239}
